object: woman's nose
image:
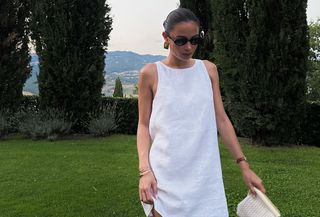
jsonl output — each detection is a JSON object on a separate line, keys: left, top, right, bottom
{"left": 184, "top": 42, "right": 193, "bottom": 50}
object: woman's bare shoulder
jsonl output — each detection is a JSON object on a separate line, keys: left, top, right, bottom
{"left": 201, "top": 60, "right": 219, "bottom": 83}
{"left": 140, "top": 63, "right": 157, "bottom": 76}
{"left": 139, "top": 63, "right": 157, "bottom": 84}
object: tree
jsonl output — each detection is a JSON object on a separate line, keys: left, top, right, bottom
{"left": 307, "top": 19, "right": 320, "bottom": 101}
{"left": 242, "top": 0, "right": 308, "bottom": 145}
{"left": 30, "top": 0, "right": 113, "bottom": 131}
{"left": 113, "top": 77, "right": 123, "bottom": 97}
{"left": 179, "top": 0, "right": 214, "bottom": 60}
{"left": 212, "top": 0, "right": 249, "bottom": 131}
{"left": 0, "top": 0, "right": 31, "bottom": 110}
{"left": 213, "top": 0, "right": 309, "bottom": 145}
{"left": 133, "top": 84, "right": 138, "bottom": 95}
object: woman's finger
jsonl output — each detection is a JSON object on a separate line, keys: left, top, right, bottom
{"left": 252, "top": 174, "right": 266, "bottom": 193}
{"left": 145, "top": 188, "right": 154, "bottom": 204}
{"left": 141, "top": 190, "right": 147, "bottom": 203}
{"left": 256, "top": 182, "right": 266, "bottom": 193}
{"left": 249, "top": 184, "right": 257, "bottom": 197}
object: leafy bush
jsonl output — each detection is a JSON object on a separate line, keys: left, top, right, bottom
{"left": 101, "top": 97, "right": 138, "bottom": 134}
{"left": 88, "top": 106, "right": 116, "bottom": 136}
{"left": 21, "top": 96, "right": 139, "bottom": 135}
{"left": 21, "top": 96, "right": 39, "bottom": 111}
{"left": 18, "top": 108, "right": 72, "bottom": 140}
{"left": 0, "top": 110, "right": 11, "bottom": 138}
{"left": 302, "top": 101, "right": 320, "bottom": 147}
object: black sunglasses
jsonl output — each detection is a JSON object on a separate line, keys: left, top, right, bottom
{"left": 166, "top": 33, "right": 203, "bottom": 46}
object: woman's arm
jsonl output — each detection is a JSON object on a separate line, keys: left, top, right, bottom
{"left": 203, "top": 60, "right": 266, "bottom": 195}
{"left": 137, "top": 63, "right": 158, "bottom": 203}
{"left": 137, "top": 64, "right": 154, "bottom": 171}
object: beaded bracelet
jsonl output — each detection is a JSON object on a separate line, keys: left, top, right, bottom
{"left": 236, "top": 156, "right": 247, "bottom": 164}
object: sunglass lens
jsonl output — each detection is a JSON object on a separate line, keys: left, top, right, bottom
{"left": 190, "top": 37, "right": 201, "bottom": 45}
{"left": 174, "top": 38, "right": 188, "bottom": 46}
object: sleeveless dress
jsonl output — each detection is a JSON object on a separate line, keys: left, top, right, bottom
{"left": 140, "top": 59, "right": 229, "bottom": 217}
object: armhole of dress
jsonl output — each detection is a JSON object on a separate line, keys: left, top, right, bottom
{"left": 199, "top": 60, "right": 214, "bottom": 91}
{"left": 154, "top": 62, "right": 161, "bottom": 100}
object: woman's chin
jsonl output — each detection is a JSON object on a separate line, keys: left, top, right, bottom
{"left": 178, "top": 54, "right": 193, "bottom": 61}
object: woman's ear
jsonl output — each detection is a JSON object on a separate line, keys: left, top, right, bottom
{"left": 162, "top": 32, "right": 169, "bottom": 49}
{"left": 162, "top": 31, "right": 169, "bottom": 41}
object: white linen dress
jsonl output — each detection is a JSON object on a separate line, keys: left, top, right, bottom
{"left": 140, "top": 59, "right": 229, "bottom": 217}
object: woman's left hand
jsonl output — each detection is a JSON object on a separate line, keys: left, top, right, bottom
{"left": 241, "top": 165, "right": 266, "bottom": 196}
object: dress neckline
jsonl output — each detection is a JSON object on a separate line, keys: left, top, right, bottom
{"left": 159, "top": 59, "right": 197, "bottom": 70}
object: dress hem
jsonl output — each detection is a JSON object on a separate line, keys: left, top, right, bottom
{"left": 141, "top": 198, "right": 166, "bottom": 217}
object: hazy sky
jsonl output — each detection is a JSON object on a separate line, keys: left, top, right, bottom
{"left": 107, "top": 0, "right": 320, "bottom": 56}
{"left": 107, "top": 0, "right": 179, "bottom": 56}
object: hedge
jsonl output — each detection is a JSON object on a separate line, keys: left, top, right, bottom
{"left": 101, "top": 97, "right": 138, "bottom": 135}
{"left": 18, "top": 96, "right": 138, "bottom": 135}
{"left": 302, "top": 102, "right": 320, "bottom": 147}
{"left": 3, "top": 96, "right": 319, "bottom": 146}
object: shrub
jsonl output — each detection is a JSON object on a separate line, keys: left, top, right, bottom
{"left": 21, "top": 96, "right": 39, "bottom": 111}
{"left": 88, "top": 106, "right": 116, "bottom": 136}
{"left": 0, "top": 110, "right": 11, "bottom": 138}
{"left": 18, "top": 108, "right": 72, "bottom": 140}
{"left": 20, "top": 96, "right": 139, "bottom": 135}
{"left": 101, "top": 97, "right": 138, "bottom": 134}
{"left": 302, "top": 102, "right": 320, "bottom": 147}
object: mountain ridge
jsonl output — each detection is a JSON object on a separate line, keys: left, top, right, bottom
{"left": 23, "top": 51, "right": 165, "bottom": 96}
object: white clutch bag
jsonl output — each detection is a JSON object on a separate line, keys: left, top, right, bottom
{"left": 237, "top": 187, "right": 281, "bottom": 217}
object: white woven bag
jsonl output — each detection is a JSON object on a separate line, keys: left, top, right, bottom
{"left": 237, "top": 187, "right": 281, "bottom": 217}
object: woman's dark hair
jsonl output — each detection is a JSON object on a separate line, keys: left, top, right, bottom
{"left": 163, "top": 7, "right": 200, "bottom": 33}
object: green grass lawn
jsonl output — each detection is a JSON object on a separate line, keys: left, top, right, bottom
{"left": 0, "top": 134, "right": 319, "bottom": 217}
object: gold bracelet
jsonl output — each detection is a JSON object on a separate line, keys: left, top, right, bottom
{"left": 139, "top": 169, "right": 152, "bottom": 177}
{"left": 139, "top": 167, "right": 151, "bottom": 173}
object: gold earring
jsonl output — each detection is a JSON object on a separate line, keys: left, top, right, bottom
{"left": 164, "top": 41, "right": 169, "bottom": 49}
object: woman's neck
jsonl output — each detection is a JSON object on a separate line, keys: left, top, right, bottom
{"left": 163, "top": 54, "right": 195, "bottom": 69}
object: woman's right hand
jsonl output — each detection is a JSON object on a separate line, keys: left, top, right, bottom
{"left": 139, "top": 170, "right": 158, "bottom": 204}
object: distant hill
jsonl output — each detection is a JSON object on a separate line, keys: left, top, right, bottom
{"left": 23, "top": 54, "right": 39, "bottom": 94}
{"left": 23, "top": 51, "right": 165, "bottom": 96}
{"left": 105, "top": 51, "right": 164, "bottom": 73}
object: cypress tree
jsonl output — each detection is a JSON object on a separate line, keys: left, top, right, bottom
{"left": 133, "top": 84, "right": 138, "bottom": 95}
{"left": 307, "top": 20, "right": 320, "bottom": 101}
{"left": 30, "top": 0, "right": 112, "bottom": 131}
{"left": 213, "top": 0, "right": 308, "bottom": 145}
{"left": 179, "top": 0, "right": 214, "bottom": 59}
{"left": 212, "top": 0, "right": 249, "bottom": 131}
{"left": 113, "top": 77, "right": 123, "bottom": 97}
{"left": 241, "top": 0, "right": 308, "bottom": 145}
{"left": 0, "top": 0, "right": 31, "bottom": 110}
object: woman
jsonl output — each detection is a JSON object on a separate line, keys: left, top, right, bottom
{"left": 136, "top": 7, "right": 265, "bottom": 217}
